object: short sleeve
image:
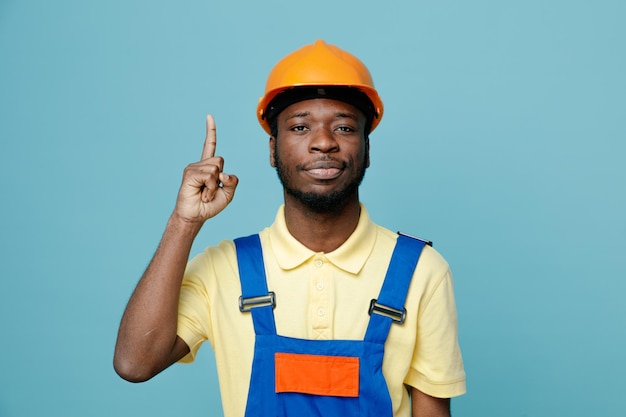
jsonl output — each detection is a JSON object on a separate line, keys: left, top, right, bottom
{"left": 405, "top": 268, "right": 466, "bottom": 398}
{"left": 177, "top": 251, "right": 214, "bottom": 363}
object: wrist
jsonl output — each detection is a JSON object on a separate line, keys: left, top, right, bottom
{"left": 167, "top": 212, "right": 205, "bottom": 237}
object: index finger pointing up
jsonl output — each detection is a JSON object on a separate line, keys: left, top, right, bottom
{"left": 201, "top": 114, "right": 217, "bottom": 160}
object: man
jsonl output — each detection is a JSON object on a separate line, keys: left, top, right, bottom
{"left": 114, "top": 40, "right": 466, "bottom": 417}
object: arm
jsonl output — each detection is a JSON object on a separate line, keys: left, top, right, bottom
{"left": 409, "top": 264, "right": 465, "bottom": 414}
{"left": 412, "top": 388, "right": 451, "bottom": 417}
{"left": 113, "top": 115, "right": 238, "bottom": 382}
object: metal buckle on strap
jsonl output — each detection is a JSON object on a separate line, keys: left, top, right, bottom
{"left": 368, "top": 299, "right": 407, "bottom": 324}
{"left": 239, "top": 292, "right": 276, "bottom": 312}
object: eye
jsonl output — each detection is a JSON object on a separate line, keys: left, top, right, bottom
{"left": 290, "top": 125, "right": 309, "bottom": 132}
{"left": 336, "top": 125, "right": 356, "bottom": 133}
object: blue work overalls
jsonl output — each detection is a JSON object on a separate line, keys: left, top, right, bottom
{"left": 234, "top": 233, "right": 427, "bottom": 417}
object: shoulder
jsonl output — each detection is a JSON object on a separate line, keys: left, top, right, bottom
{"left": 374, "top": 225, "right": 450, "bottom": 272}
{"left": 416, "top": 242, "right": 451, "bottom": 278}
{"left": 373, "top": 226, "right": 453, "bottom": 311}
{"left": 185, "top": 239, "right": 238, "bottom": 279}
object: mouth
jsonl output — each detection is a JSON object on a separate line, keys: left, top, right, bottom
{"left": 303, "top": 160, "right": 345, "bottom": 180}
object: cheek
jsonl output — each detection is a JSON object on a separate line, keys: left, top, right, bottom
{"left": 276, "top": 141, "right": 302, "bottom": 163}
{"left": 352, "top": 144, "right": 369, "bottom": 167}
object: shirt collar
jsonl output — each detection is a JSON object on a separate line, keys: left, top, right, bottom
{"left": 267, "top": 204, "right": 377, "bottom": 275}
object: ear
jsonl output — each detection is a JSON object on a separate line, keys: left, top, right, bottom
{"left": 365, "top": 137, "right": 370, "bottom": 168}
{"left": 269, "top": 136, "right": 277, "bottom": 167}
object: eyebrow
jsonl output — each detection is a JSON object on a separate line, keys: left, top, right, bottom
{"left": 284, "top": 111, "right": 360, "bottom": 121}
{"left": 334, "top": 112, "right": 359, "bottom": 121}
{"left": 285, "top": 111, "right": 311, "bottom": 120}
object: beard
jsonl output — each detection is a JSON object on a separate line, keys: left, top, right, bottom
{"left": 273, "top": 144, "right": 368, "bottom": 213}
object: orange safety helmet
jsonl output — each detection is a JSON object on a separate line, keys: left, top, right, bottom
{"left": 257, "top": 39, "right": 384, "bottom": 135}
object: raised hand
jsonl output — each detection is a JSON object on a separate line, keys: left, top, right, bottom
{"left": 173, "top": 115, "right": 238, "bottom": 224}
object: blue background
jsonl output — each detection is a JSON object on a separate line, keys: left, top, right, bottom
{"left": 1, "top": 1, "right": 624, "bottom": 416}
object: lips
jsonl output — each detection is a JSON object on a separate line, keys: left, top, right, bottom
{"left": 302, "top": 160, "right": 345, "bottom": 180}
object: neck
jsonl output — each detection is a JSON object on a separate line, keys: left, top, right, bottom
{"left": 283, "top": 194, "right": 361, "bottom": 253}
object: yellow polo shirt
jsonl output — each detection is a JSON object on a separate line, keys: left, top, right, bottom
{"left": 177, "top": 205, "right": 466, "bottom": 417}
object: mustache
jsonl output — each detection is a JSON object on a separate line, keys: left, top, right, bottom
{"left": 299, "top": 157, "right": 347, "bottom": 170}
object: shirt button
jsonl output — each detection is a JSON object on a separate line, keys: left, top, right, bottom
{"left": 316, "top": 282, "right": 325, "bottom": 291}
{"left": 317, "top": 308, "right": 325, "bottom": 316}
{"left": 314, "top": 260, "right": 323, "bottom": 268}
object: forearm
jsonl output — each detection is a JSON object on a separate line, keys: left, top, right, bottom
{"left": 412, "top": 388, "right": 451, "bottom": 417}
{"left": 114, "top": 214, "right": 201, "bottom": 382}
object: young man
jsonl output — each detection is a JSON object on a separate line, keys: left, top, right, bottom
{"left": 114, "top": 40, "right": 466, "bottom": 417}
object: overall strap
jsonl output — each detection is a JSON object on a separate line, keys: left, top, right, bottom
{"left": 234, "top": 234, "right": 277, "bottom": 336}
{"left": 364, "top": 234, "right": 426, "bottom": 344}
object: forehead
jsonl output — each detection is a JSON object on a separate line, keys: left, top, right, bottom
{"left": 278, "top": 98, "right": 366, "bottom": 122}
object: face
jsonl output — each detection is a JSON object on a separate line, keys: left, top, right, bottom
{"left": 270, "top": 98, "right": 370, "bottom": 212}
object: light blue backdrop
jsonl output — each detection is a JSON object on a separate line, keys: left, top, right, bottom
{"left": 1, "top": 1, "right": 624, "bottom": 416}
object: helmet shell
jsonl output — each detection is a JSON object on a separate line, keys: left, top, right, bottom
{"left": 257, "top": 40, "right": 384, "bottom": 134}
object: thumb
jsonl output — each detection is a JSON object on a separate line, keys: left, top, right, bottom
{"left": 219, "top": 173, "right": 239, "bottom": 198}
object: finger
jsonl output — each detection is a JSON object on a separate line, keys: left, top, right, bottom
{"left": 201, "top": 114, "right": 217, "bottom": 160}
{"left": 218, "top": 173, "right": 239, "bottom": 203}
{"left": 200, "top": 172, "right": 237, "bottom": 204}
{"left": 219, "top": 173, "right": 239, "bottom": 192}
{"left": 201, "top": 176, "right": 220, "bottom": 203}
{"left": 202, "top": 186, "right": 212, "bottom": 203}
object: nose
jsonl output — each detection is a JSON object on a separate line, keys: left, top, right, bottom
{"left": 309, "top": 127, "right": 338, "bottom": 153}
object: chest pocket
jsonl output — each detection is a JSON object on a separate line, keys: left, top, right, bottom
{"left": 275, "top": 353, "right": 359, "bottom": 397}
